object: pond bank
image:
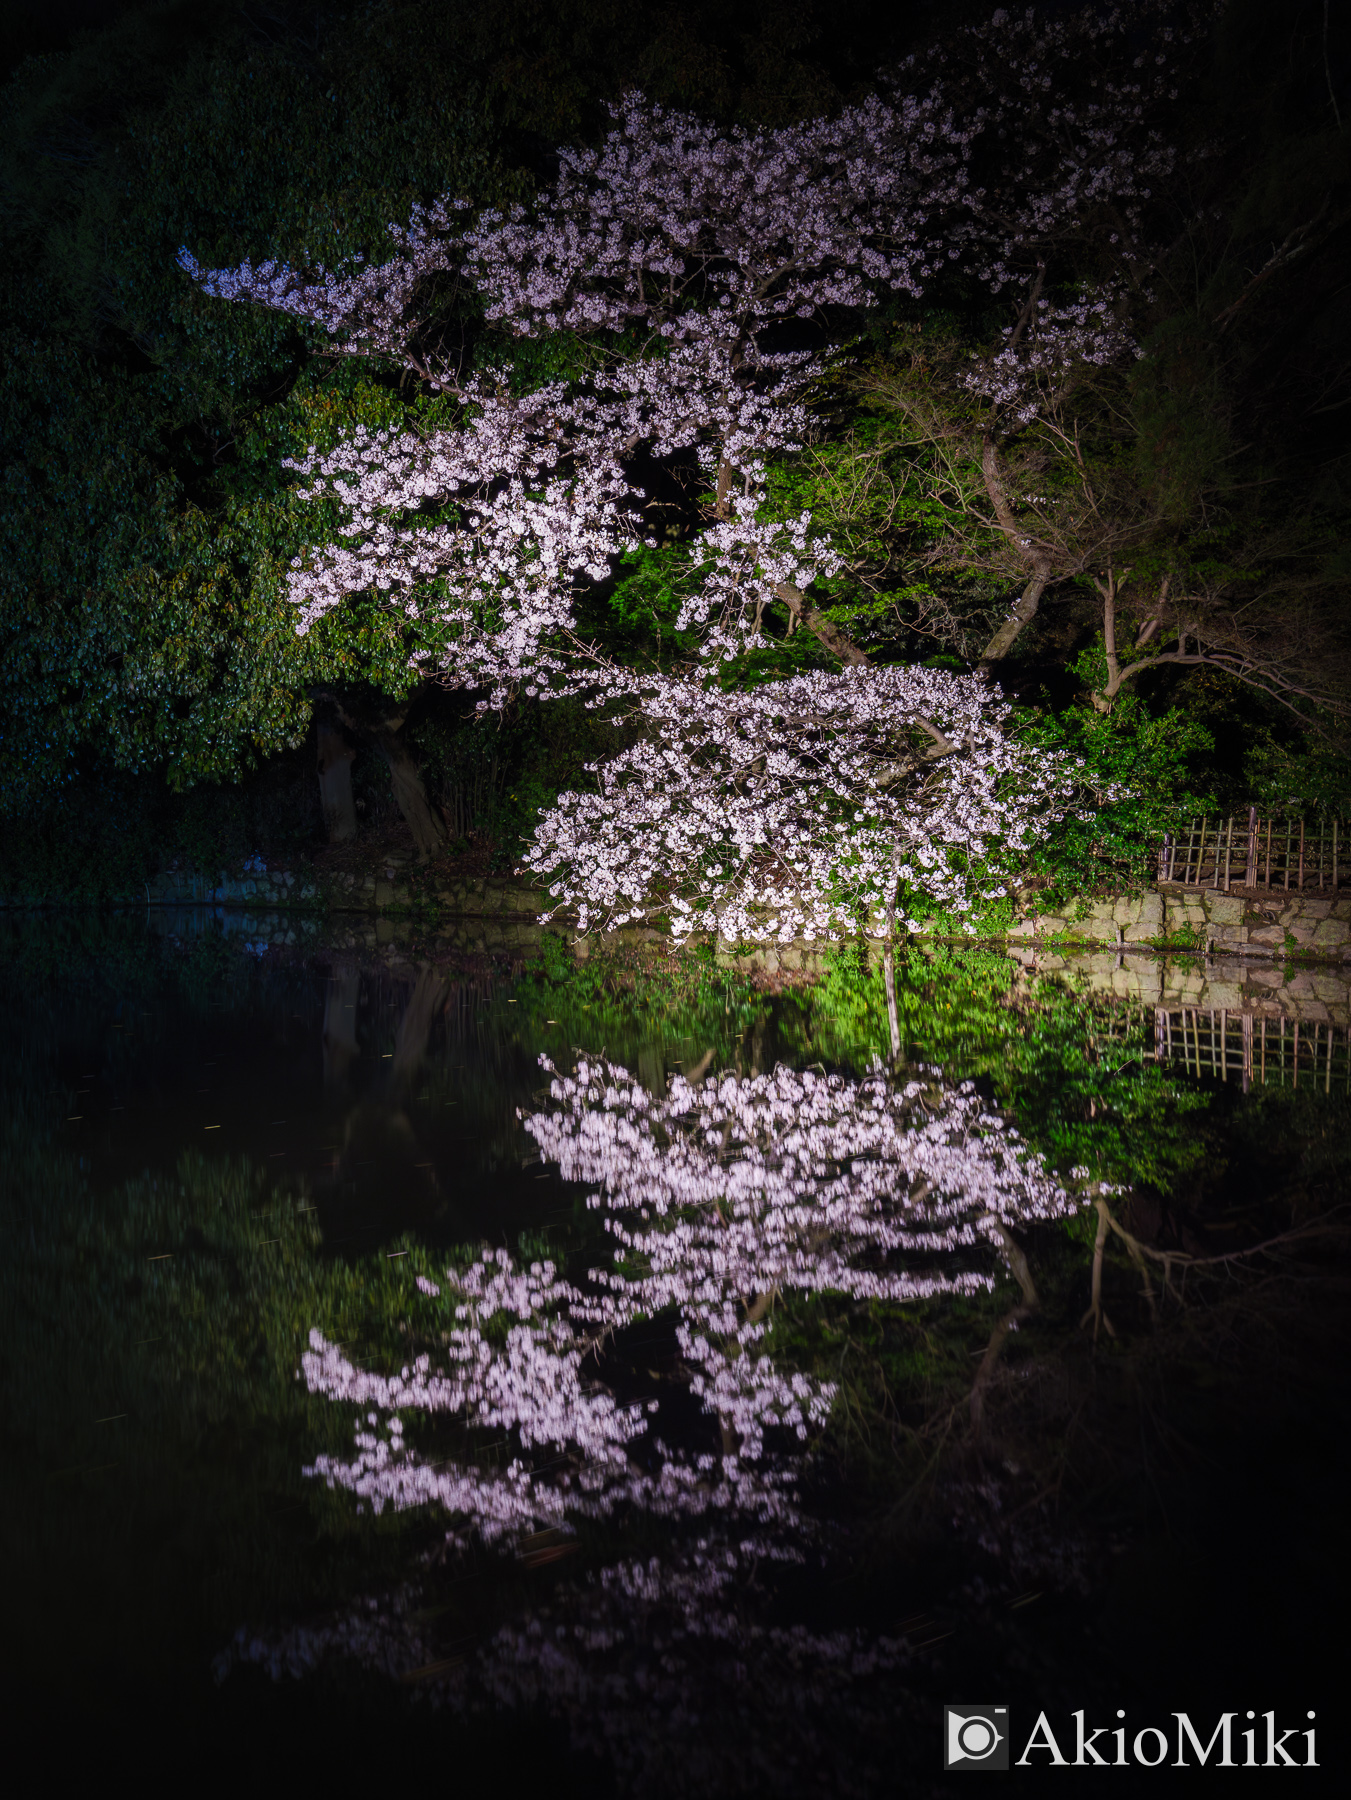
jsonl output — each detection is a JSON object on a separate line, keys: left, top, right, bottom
{"left": 4, "top": 861, "right": 1349, "bottom": 967}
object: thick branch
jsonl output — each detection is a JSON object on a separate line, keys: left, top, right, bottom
{"left": 774, "top": 580, "right": 869, "bottom": 666}
{"left": 970, "top": 1219, "right": 1038, "bottom": 1435}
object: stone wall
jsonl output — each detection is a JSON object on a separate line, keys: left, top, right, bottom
{"left": 1006, "top": 884, "right": 1351, "bottom": 959}
{"left": 1008, "top": 945, "right": 1350, "bottom": 1027}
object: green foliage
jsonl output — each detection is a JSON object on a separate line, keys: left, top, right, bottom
{"left": 511, "top": 930, "right": 762, "bottom": 1068}
{"left": 1020, "top": 678, "right": 1218, "bottom": 901}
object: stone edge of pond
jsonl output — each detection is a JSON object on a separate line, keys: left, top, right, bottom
{"left": 3, "top": 868, "right": 1349, "bottom": 966}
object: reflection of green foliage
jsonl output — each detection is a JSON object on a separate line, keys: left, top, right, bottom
{"left": 510, "top": 931, "right": 761, "bottom": 1070}
{"left": 0, "top": 1128, "right": 431, "bottom": 1693}
{"left": 778, "top": 944, "right": 1213, "bottom": 1192}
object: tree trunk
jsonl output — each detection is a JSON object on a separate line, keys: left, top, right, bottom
{"left": 975, "top": 435, "right": 1055, "bottom": 675}
{"left": 322, "top": 970, "right": 362, "bottom": 1091}
{"left": 316, "top": 722, "right": 357, "bottom": 842}
{"left": 371, "top": 726, "right": 448, "bottom": 859}
{"left": 715, "top": 457, "right": 734, "bottom": 520}
{"left": 977, "top": 565, "right": 1053, "bottom": 672}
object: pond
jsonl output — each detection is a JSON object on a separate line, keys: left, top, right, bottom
{"left": 2, "top": 912, "right": 1345, "bottom": 1791}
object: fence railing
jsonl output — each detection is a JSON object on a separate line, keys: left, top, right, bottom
{"left": 1154, "top": 1007, "right": 1350, "bottom": 1093}
{"left": 1159, "top": 808, "right": 1348, "bottom": 892}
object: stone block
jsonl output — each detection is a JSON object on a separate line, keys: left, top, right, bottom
{"left": 1294, "top": 999, "right": 1331, "bottom": 1025}
{"left": 1204, "top": 893, "right": 1244, "bottom": 925}
{"left": 1312, "top": 919, "right": 1350, "bottom": 949}
{"left": 374, "top": 879, "right": 395, "bottom": 907}
{"left": 1134, "top": 967, "right": 1164, "bottom": 1006}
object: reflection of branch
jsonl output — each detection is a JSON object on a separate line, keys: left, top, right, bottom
{"left": 970, "top": 1219, "right": 1038, "bottom": 1435}
{"left": 1080, "top": 1195, "right": 1349, "bottom": 1333}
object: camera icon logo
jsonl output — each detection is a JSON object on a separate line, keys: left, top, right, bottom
{"left": 944, "top": 1705, "right": 1010, "bottom": 1770}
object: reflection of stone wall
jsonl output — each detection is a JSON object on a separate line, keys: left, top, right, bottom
{"left": 141, "top": 901, "right": 1351, "bottom": 1026}
{"left": 1007, "top": 885, "right": 1351, "bottom": 958}
{"left": 1008, "top": 946, "right": 1351, "bottom": 1027}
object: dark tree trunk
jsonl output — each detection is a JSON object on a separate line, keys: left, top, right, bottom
{"left": 316, "top": 722, "right": 357, "bottom": 841}
{"left": 372, "top": 726, "right": 448, "bottom": 859}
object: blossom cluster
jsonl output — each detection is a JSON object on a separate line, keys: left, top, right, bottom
{"left": 959, "top": 290, "right": 1140, "bottom": 426}
{"left": 524, "top": 664, "right": 1077, "bottom": 938}
{"left": 181, "top": 8, "right": 1199, "bottom": 370}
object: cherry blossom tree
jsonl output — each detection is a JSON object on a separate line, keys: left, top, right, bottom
{"left": 178, "top": 5, "right": 1210, "bottom": 917}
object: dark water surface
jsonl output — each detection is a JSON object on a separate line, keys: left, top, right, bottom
{"left": 2, "top": 914, "right": 1346, "bottom": 1791}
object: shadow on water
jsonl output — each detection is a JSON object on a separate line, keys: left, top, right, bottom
{"left": 1, "top": 912, "right": 1346, "bottom": 1790}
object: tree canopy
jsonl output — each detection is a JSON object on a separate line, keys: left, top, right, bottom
{"left": 2, "top": 0, "right": 1348, "bottom": 874}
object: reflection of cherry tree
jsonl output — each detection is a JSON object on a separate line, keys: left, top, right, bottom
{"left": 227, "top": 1056, "right": 1076, "bottom": 1783}
{"left": 302, "top": 1056, "right": 1073, "bottom": 1539}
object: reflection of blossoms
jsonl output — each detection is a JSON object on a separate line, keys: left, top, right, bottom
{"left": 302, "top": 1057, "right": 1074, "bottom": 1546}
{"left": 227, "top": 1059, "right": 1077, "bottom": 1790}
{"left": 217, "top": 1541, "right": 914, "bottom": 1797}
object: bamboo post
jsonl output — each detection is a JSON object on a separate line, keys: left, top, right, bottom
{"left": 1260, "top": 1015, "right": 1266, "bottom": 1086}
{"left": 1293, "top": 1021, "right": 1300, "bottom": 1089}
{"left": 1195, "top": 817, "right": 1205, "bottom": 886}
{"left": 1298, "top": 819, "right": 1305, "bottom": 890}
{"left": 1327, "top": 1022, "right": 1333, "bottom": 1095}
{"left": 1244, "top": 805, "right": 1257, "bottom": 889}
{"left": 1284, "top": 818, "right": 1292, "bottom": 890}
{"left": 1242, "top": 1010, "right": 1252, "bottom": 1094}
{"left": 1264, "top": 816, "right": 1273, "bottom": 887}
{"left": 1219, "top": 1007, "right": 1227, "bottom": 1079}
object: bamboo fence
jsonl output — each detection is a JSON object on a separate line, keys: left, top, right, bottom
{"left": 1158, "top": 808, "right": 1348, "bottom": 893}
{"left": 1153, "top": 1007, "right": 1349, "bottom": 1094}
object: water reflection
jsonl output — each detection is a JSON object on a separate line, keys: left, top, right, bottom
{"left": 4, "top": 916, "right": 1347, "bottom": 1787}
{"left": 220, "top": 1054, "right": 1079, "bottom": 1790}
{"left": 299, "top": 1057, "right": 1074, "bottom": 1537}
